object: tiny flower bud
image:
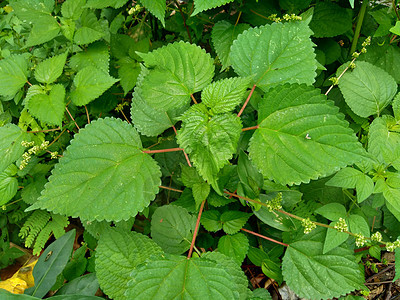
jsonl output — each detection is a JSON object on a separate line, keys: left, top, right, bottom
{"left": 334, "top": 218, "right": 348, "bottom": 232}
{"left": 355, "top": 233, "right": 367, "bottom": 247}
{"left": 371, "top": 231, "right": 382, "bottom": 242}
{"left": 302, "top": 218, "right": 316, "bottom": 234}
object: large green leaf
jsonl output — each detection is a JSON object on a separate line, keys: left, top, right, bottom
{"left": 248, "top": 84, "right": 366, "bottom": 185}
{"left": 192, "top": 0, "right": 235, "bottom": 15}
{"left": 282, "top": 228, "right": 365, "bottom": 300}
{"left": 27, "top": 84, "right": 65, "bottom": 126}
{"left": 138, "top": 42, "right": 214, "bottom": 111}
{"left": 61, "top": 0, "right": 85, "bottom": 20}
{"left": 0, "top": 165, "right": 18, "bottom": 206}
{"left": 139, "top": 0, "right": 166, "bottom": 26}
{"left": 0, "top": 54, "right": 29, "bottom": 97}
{"left": 35, "top": 53, "right": 68, "bottom": 84}
{"left": 0, "top": 124, "right": 29, "bottom": 173}
{"left": 309, "top": 2, "right": 352, "bottom": 37}
{"left": 211, "top": 21, "right": 250, "bottom": 70}
{"left": 177, "top": 104, "right": 242, "bottom": 185}
{"left": 95, "top": 227, "right": 163, "bottom": 300}
{"left": 202, "top": 77, "right": 252, "bottom": 114}
{"left": 25, "top": 16, "right": 60, "bottom": 47}
{"left": 338, "top": 61, "right": 397, "bottom": 118}
{"left": 9, "top": 0, "right": 54, "bottom": 21}
{"left": 70, "top": 67, "right": 119, "bottom": 106}
{"left": 55, "top": 273, "right": 99, "bottom": 296}
{"left": 27, "top": 118, "right": 161, "bottom": 222}
{"left": 126, "top": 255, "right": 241, "bottom": 299}
{"left": 218, "top": 233, "right": 249, "bottom": 264}
{"left": 151, "top": 205, "right": 196, "bottom": 254}
{"left": 230, "top": 21, "right": 317, "bottom": 91}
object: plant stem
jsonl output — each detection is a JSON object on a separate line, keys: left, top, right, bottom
{"left": 190, "top": 94, "right": 198, "bottom": 104}
{"left": 187, "top": 200, "right": 205, "bottom": 259}
{"left": 350, "top": 0, "right": 369, "bottom": 56}
{"left": 176, "top": 1, "right": 192, "bottom": 44}
{"left": 84, "top": 106, "right": 90, "bottom": 124}
{"left": 27, "top": 127, "right": 61, "bottom": 133}
{"left": 143, "top": 147, "right": 184, "bottom": 154}
{"left": 159, "top": 185, "right": 183, "bottom": 193}
{"left": 242, "top": 125, "right": 259, "bottom": 132}
{"left": 237, "top": 84, "right": 256, "bottom": 117}
{"left": 65, "top": 106, "right": 80, "bottom": 130}
{"left": 393, "top": 0, "right": 400, "bottom": 20}
{"left": 241, "top": 228, "right": 288, "bottom": 247}
{"left": 325, "top": 56, "right": 357, "bottom": 96}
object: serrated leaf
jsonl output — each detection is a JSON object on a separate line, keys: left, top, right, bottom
{"left": 126, "top": 255, "right": 240, "bottom": 299}
{"left": 211, "top": 21, "right": 250, "bottom": 70}
{"left": 25, "top": 16, "right": 60, "bottom": 47}
{"left": 74, "top": 12, "right": 104, "bottom": 45}
{"left": 282, "top": 228, "right": 365, "bottom": 300}
{"left": 393, "top": 93, "right": 400, "bottom": 121}
{"left": 250, "top": 288, "right": 272, "bottom": 300}
{"left": 139, "top": 0, "right": 166, "bottom": 26}
{"left": 138, "top": 42, "right": 214, "bottom": 111}
{"left": 338, "top": 61, "right": 397, "bottom": 118}
{"left": 118, "top": 57, "right": 140, "bottom": 95}
{"left": 201, "top": 210, "right": 222, "bottom": 232}
{"left": 248, "top": 84, "right": 366, "bottom": 185}
{"left": 95, "top": 227, "right": 163, "bottom": 300}
{"left": 207, "top": 190, "right": 236, "bottom": 207}
{"left": 180, "top": 164, "right": 204, "bottom": 187}
{"left": 192, "top": 0, "right": 235, "bottom": 16}
{"left": 348, "top": 214, "right": 370, "bottom": 237}
{"left": 309, "top": 2, "right": 352, "bottom": 38}
{"left": 315, "top": 203, "right": 347, "bottom": 221}
{"left": 0, "top": 124, "right": 29, "bottom": 173}
{"left": 0, "top": 168, "right": 18, "bottom": 206}
{"left": 177, "top": 105, "right": 242, "bottom": 185}
{"left": 202, "top": 77, "right": 252, "bottom": 114}
{"left": 27, "top": 84, "right": 65, "bottom": 126}
{"left": 0, "top": 54, "right": 29, "bottom": 97}
{"left": 218, "top": 233, "right": 249, "bottom": 264}
{"left": 69, "top": 42, "right": 109, "bottom": 73}
{"left": 151, "top": 205, "right": 196, "bottom": 254}
{"left": 62, "top": 0, "right": 86, "bottom": 19}
{"left": 35, "top": 53, "right": 68, "bottom": 84}
{"left": 192, "top": 182, "right": 210, "bottom": 208}
{"left": 10, "top": 0, "right": 54, "bottom": 22}
{"left": 323, "top": 225, "right": 349, "bottom": 254}
{"left": 86, "top": 0, "right": 129, "bottom": 8}
{"left": 70, "top": 67, "right": 118, "bottom": 106}
{"left": 220, "top": 211, "right": 251, "bottom": 234}
{"left": 326, "top": 168, "right": 374, "bottom": 203}
{"left": 27, "top": 118, "right": 161, "bottom": 222}
{"left": 231, "top": 21, "right": 316, "bottom": 91}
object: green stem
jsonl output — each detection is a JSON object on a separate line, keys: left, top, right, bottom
{"left": 350, "top": 0, "right": 369, "bottom": 56}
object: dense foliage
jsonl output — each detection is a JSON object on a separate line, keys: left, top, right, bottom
{"left": 0, "top": 0, "right": 400, "bottom": 299}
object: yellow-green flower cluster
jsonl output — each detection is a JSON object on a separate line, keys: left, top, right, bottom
{"left": 334, "top": 218, "right": 348, "bottom": 232}
{"left": 265, "top": 192, "right": 282, "bottom": 212}
{"left": 354, "top": 233, "right": 367, "bottom": 247}
{"left": 386, "top": 239, "right": 400, "bottom": 252}
{"left": 302, "top": 218, "right": 316, "bottom": 234}
{"left": 19, "top": 140, "right": 50, "bottom": 170}
{"left": 329, "top": 77, "right": 339, "bottom": 85}
{"left": 371, "top": 231, "right": 382, "bottom": 242}
{"left": 268, "top": 13, "right": 302, "bottom": 23}
{"left": 352, "top": 36, "right": 371, "bottom": 59}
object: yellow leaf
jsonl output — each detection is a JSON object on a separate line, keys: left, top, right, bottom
{"left": 0, "top": 259, "right": 38, "bottom": 294}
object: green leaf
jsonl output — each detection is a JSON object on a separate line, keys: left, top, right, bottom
{"left": 348, "top": 214, "right": 370, "bottom": 237}
{"left": 315, "top": 203, "right": 347, "bottom": 221}
{"left": 326, "top": 168, "right": 374, "bottom": 203}
{"left": 63, "top": 245, "right": 87, "bottom": 281}
{"left": 393, "top": 92, "right": 400, "bottom": 121}
{"left": 126, "top": 255, "right": 241, "bottom": 299}
{"left": 118, "top": 57, "right": 141, "bottom": 95}
{"left": 202, "top": 77, "right": 252, "bottom": 114}
{"left": 180, "top": 164, "right": 204, "bottom": 187}
{"left": 261, "top": 258, "right": 283, "bottom": 285}
{"left": 25, "top": 230, "right": 75, "bottom": 298}
{"left": 338, "top": 61, "right": 397, "bottom": 118}
{"left": 177, "top": 105, "right": 242, "bottom": 185}
{"left": 139, "top": 0, "right": 166, "bottom": 27}
{"left": 27, "top": 118, "right": 161, "bottom": 222}
{"left": 25, "top": 16, "right": 60, "bottom": 47}
{"left": 62, "top": 0, "right": 86, "bottom": 20}
{"left": 231, "top": 21, "right": 317, "bottom": 91}
{"left": 249, "top": 84, "right": 366, "bottom": 185}
{"left": 0, "top": 166, "right": 18, "bottom": 206}
{"left": 10, "top": 0, "right": 54, "bottom": 21}
{"left": 201, "top": 210, "right": 222, "bottom": 232}
{"left": 95, "top": 227, "right": 163, "bottom": 300}
{"left": 69, "top": 42, "right": 109, "bottom": 73}
{"left": 151, "top": 205, "right": 196, "bottom": 254}
{"left": 86, "top": 0, "right": 128, "bottom": 8}
{"left": 0, "top": 54, "right": 29, "bottom": 97}
{"left": 1, "top": 290, "right": 103, "bottom": 299}
{"left": 323, "top": 225, "right": 349, "bottom": 254}
{"left": 55, "top": 273, "right": 99, "bottom": 296}
{"left": 390, "top": 21, "right": 400, "bottom": 35}
{"left": 192, "top": 182, "right": 210, "bottom": 208}
{"left": 250, "top": 288, "right": 272, "bottom": 300}
{"left": 27, "top": 84, "right": 65, "bottom": 126}
{"left": 192, "top": 0, "right": 235, "bottom": 16}
{"left": 138, "top": 42, "right": 214, "bottom": 111}
{"left": 395, "top": 248, "right": 400, "bottom": 281}
{"left": 309, "top": 2, "right": 352, "bottom": 38}
{"left": 282, "top": 228, "right": 365, "bottom": 299}
{"left": 0, "top": 124, "right": 29, "bottom": 173}
{"left": 211, "top": 21, "right": 250, "bottom": 70}
{"left": 218, "top": 233, "right": 249, "bottom": 264}
{"left": 35, "top": 53, "right": 68, "bottom": 84}
{"left": 74, "top": 11, "right": 104, "bottom": 45}
{"left": 237, "top": 150, "right": 264, "bottom": 199}
{"left": 70, "top": 67, "right": 119, "bottom": 106}
{"left": 220, "top": 211, "right": 251, "bottom": 234}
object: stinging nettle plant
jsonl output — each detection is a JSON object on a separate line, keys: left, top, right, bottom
{"left": 1, "top": 0, "right": 400, "bottom": 299}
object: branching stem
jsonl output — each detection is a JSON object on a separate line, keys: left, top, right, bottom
{"left": 190, "top": 94, "right": 198, "bottom": 104}
{"left": 325, "top": 57, "right": 357, "bottom": 96}
{"left": 65, "top": 107, "right": 80, "bottom": 130}
{"left": 143, "top": 148, "right": 184, "bottom": 154}
{"left": 237, "top": 84, "right": 256, "bottom": 117}
{"left": 187, "top": 200, "right": 205, "bottom": 259}
{"left": 242, "top": 125, "right": 259, "bottom": 132}
{"left": 241, "top": 228, "right": 288, "bottom": 247}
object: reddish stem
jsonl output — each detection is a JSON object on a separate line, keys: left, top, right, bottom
{"left": 84, "top": 106, "right": 90, "bottom": 124}
{"left": 242, "top": 125, "right": 259, "bottom": 132}
{"left": 65, "top": 107, "right": 80, "bottom": 130}
{"left": 183, "top": 151, "right": 192, "bottom": 167}
{"left": 159, "top": 185, "right": 183, "bottom": 193}
{"left": 176, "top": 1, "right": 192, "bottom": 44}
{"left": 237, "top": 84, "right": 256, "bottom": 117}
{"left": 143, "top": 148, "right": 184, "bottom": 154}
{"left": 187, "top": 200, "right": 206, "bottom": 259}
{"left": 190, "top": 94, "right": 198, "bottom": 104}
{"left": 241, "top": 228, "right": 288, "bottom": 247}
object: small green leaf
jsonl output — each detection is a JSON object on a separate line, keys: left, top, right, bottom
{"left": 69, "top": 42, "right": 109, "bottom": 73}
{"left": 201, "top": 210, "right": 222, "bottom": 232}
{"left": 369, "top": 245, "right": 381, "bottom": 260}
{"left": 202, "top": 77, "right": 252, "bottom": 114}
{"left": 192, "top": 0, "right": 235, "bottom": 16}
{"left": 139, "top": 0, "right": 166, "bottom": 26}
{"left": 0, "top": 54, "right": 29, "bottom": 97}
{"left": 25, "top": 230, "right": 75, "bottom": 298}
{"left": 348, "top": 214, "right": 370, "bottom": 237}
{"left": 282, "top": 228, "right": 365, "bottom": 299}
{"left": 220, "top": 211, "right": 251, "bottom": 234}
{"left": 27, "top": 84, "right": 65, "bottom": 126}
{"left": 395, "top": 248, "right": 400, "bottom": 281}
{"left": 261, "top": 258, "right": 283, "bottom": 285}
{"left": 25, "top": 16, "right": 60, "bottom": 47}
{"left": 35, "top": 53, "right": 68, "bottom": 84}
{"left": 61, "top": 0, "right": 86, "bottom": 19}
{"left": 338, "top": 61, "right": 397, "bottom": 118}
{"left": 192, "top": 182, "right": 210, "bottom": 208}
{"left": 151, "top": 205, "right": 196, "bottom": 254}
{"left": 393, "top": 92, "right": 400, "bottom": 121}
{"left": 323, "top": 226, "right": 348, "bottom": 254}
{"left": 315, "top": 203, "right": 347, "bottom": 221}
{"left": 55, "top": 273, "right": 99, "bottom": 296}
{"left": 28, "top": 118, "right": 161, "bottom": 222}
{"left": 0, "top": 124, "right": 29, "bottom": 173}
{"left": 85, "top": 0, "right": 129, "bottom": 8}
{"left": 390, "top": 21, "right": 400, "bottom": 35}
{"left": 0, "top": 166, "right": 18, "bottom": 206}
{"left": 250, "top": 288, "right": 272, "bottom": 300}
{"left": 218, "top": 233, "right": 249, "bottom": 264}
{"left": 1, "top": 289, "right": 103, "bottom": 299}
{"left": 95, "top": 227, "right": 163, "bottom": 300}
{"left": 70, "top": 67, "right": 118, "bottom": 106}
{"left": 118, "top": 57, "right": 141, "bottom": 95}
{"left": 180, "top": 165, "right": 204, "bottom": 187}
{"left": 74, "top": 11, "right": 104, "bottom": 45}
